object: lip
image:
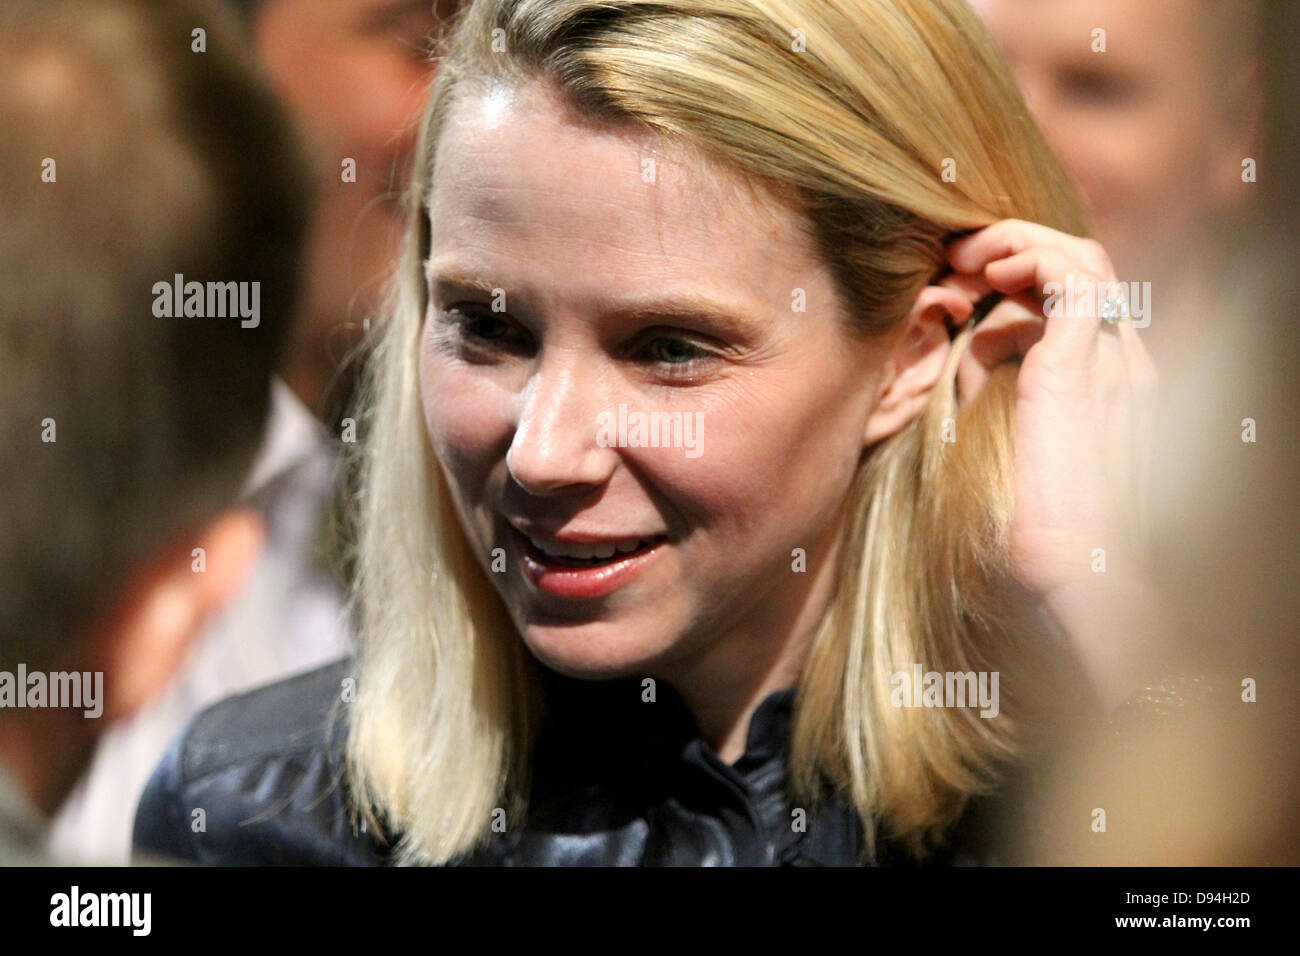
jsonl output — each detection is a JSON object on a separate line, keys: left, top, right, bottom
{"left": 508, "top": 525, "right": 666, "bottom": 600}
{"left": 507, "top": 518, "right": 657, "bottom": 545}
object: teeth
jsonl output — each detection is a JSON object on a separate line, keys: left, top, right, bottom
{"left": 527, "top": 535, "right": 651, "bottom": 560}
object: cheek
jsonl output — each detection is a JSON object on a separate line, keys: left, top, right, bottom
{"left": 1074, "top": 93, "right": 1207, "bottom": 198}
{"left": 655, "top": 369, "right": 870, "bottom": 541}
{"left": 418, "top": 349, "right": 512, "bottom": 487}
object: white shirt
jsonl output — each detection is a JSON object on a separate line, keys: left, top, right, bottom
{"left": 47, "top": 379, "right": 354, "bottom": 864}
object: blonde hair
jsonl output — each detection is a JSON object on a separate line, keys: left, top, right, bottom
{"left": 345, "top": 0, "right": 1086, "bottom": 865}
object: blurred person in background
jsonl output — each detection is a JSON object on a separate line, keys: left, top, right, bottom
{"left": 0, "top": 0, "right": 308, "bottom": 864}
{"left": 246, "top": 0, "right": 466, "bottom": 420}
{"left": 48, "top": 0, "right": 462, "bottom": 863}
{"left": 973, "top": 0, "right": 1299, "bottom": 864}
{"left": 970, "top": 0, "right": 1263, "bottom": 371}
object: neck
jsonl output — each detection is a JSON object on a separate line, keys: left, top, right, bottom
{"left": 664, "top": 525, "right": 842, "bottom": 765}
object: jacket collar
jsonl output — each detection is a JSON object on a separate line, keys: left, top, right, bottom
{"left": 531, "top": 666, "right": 867, "bottom": 865}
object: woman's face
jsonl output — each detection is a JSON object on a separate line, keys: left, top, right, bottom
{"left": 419, "top": 80, "right": 901, "bottom": 683}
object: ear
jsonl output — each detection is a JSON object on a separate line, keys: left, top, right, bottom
{"left": 862, "top": 285, "right": 971, "bottom": 447}
{"left": 83, "top": 508, "right": 265, "bottom": 723}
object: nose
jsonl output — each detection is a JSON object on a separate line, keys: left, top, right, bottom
{"left": 506, "top": 354, "right": 619, "bottom": 496}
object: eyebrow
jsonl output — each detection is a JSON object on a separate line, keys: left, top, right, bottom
{"left": 610, "top": 295, "right": 762, "bottom": 340}
{"left": 426, "top": 262, "right": 498, "bottom": 298}
{"left": 425, "top": 262, "right": 764, "bottom": 338}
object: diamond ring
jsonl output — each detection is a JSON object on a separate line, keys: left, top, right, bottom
{"left": 1100, "top": 295, "right": 1129, "bottom": 325}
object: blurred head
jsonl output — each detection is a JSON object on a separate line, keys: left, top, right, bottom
{"left": 0, "top": 0, "right": 308, "bottom": 814}
{"left": 236, "top": 0, "right": 463, "bottom": 414}
{"left": 971, "top": 0, "right": 1262, "bottom": 279}
{"left": 348, "top": 0, "right": 1083, "bottom": 865}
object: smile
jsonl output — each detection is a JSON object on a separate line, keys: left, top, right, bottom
{"left": 509, "top": 527, "right": 667, "bottom": 600}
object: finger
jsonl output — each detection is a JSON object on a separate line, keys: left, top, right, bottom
{"left": 1099, "top": 348, "right": 1144, "bottom": 553}
{"left": 955, "top": 294, "right": 1045, "bottom": 405}
{"left": 1114, "top": 315, "right": 1158, "bottom": 400}
{"left": 980, "top": 248, "right": 1105, "bottom": 359}
{"left": 984, "top": 246, "right": 1099, "bottom": 299}
{"left": 1112, "top": 317, "right": 1159, "bottom": 552}
{"left": 936, "top": 270, "right": 994, "bottom": 305}
{"left": 945, "top": 218, "right": 1079, "bottom": 275}
{"left": 995, "top": 250, "right": 1109, "bottom": 361}
{"left": 1078, "top": 307, "right": 1147, "bottom": 552}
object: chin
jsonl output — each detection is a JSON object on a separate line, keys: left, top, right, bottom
{"left": 519, "top": 617, "right": 675, "bottom": 682}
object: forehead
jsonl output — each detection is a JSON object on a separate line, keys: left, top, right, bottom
{"left": 266, "top": 0, "right": 443, "bottom": 28}
{"left": 425, "top": 81, "right": 829, "bottom": 301}
{"left": 975, "top": 0, "right": 1210, "bottom": 71}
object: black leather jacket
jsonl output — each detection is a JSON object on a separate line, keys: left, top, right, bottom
{"left": 132, "top": 657, "right": 1003, "bottom": 866}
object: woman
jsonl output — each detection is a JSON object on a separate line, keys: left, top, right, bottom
{"left": 134, "top": 0, "right": 1162, "bottom": 866}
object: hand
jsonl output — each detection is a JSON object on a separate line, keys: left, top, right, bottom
{"left": 941, "top": 220, "right": 1164, "bottom": 703}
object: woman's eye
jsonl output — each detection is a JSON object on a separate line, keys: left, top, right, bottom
{"left": 440, "top": 306, "right": 528, "bottom": 353}
{"left": 462, "top": 312, "right": 509, "bottom": 341}
{"left": 1057, "top": 67, "right": 1140, "bottom": 107}
{"left": 644, "top": 336, "right": 713, "bottom": 366}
